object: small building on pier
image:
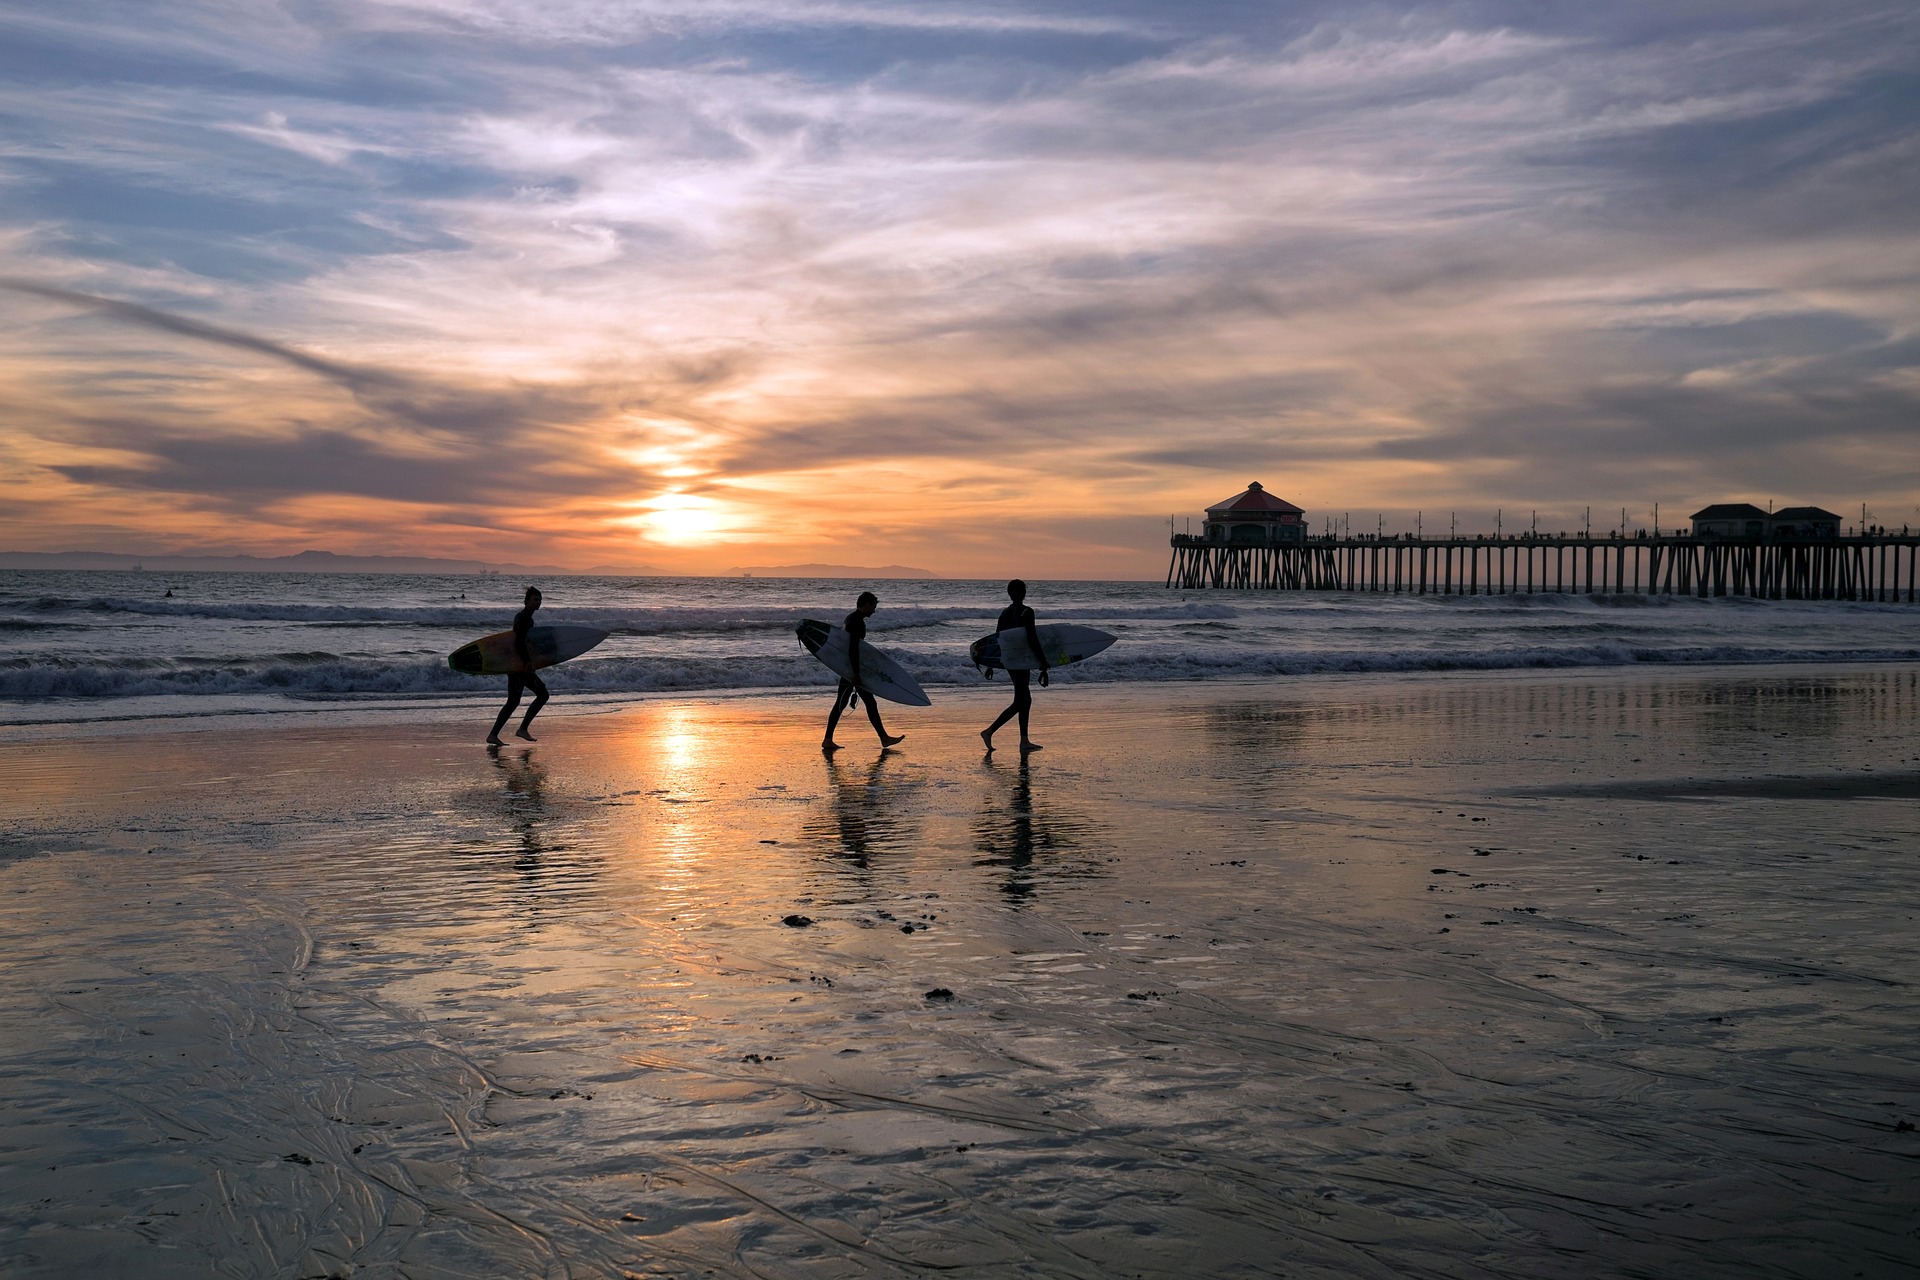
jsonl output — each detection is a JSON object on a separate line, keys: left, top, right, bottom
{"left": 1693, "top": 503, "right": 1845, "bottom": 540}
{"left": 1770, "top": 506, "right": 1841, "bottom": 540}
{"left": 1202, "top": 481, "right": 1306, "bottom": 546}
{"left": 1691, "top": 503, "right": 1769, "bottom": 540}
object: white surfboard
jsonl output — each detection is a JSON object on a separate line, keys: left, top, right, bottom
{"left": 970, "top": 623, "right": 1115, "bottom": 672}
{"left": 796, "top": 619, "right": 931, "bottom": 706}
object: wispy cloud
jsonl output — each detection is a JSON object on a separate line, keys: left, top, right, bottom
{"left": 368, "top": 0, "right": 1158, "bottom": 39}
{"left": 0, "top": 279, "right": 399, "bottom": 390}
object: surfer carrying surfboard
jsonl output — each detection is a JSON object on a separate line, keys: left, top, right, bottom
{"left": 823, "top": 591, "right": 905, "bottom": 753}
{"left": 982, "top": 579, "right": 1048, "bottom": 753}
{"left": 487, "top": 587, "right": 550, "bottom": 746}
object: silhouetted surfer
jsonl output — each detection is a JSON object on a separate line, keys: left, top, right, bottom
{"left": 488, "top": 586, "right": 549, "bottom": 746}
{"left": 982, "top": 579, "right": 1048, "bottom": 753}
{"left": 823, "top": 591, "right": 904, "bottom": 753}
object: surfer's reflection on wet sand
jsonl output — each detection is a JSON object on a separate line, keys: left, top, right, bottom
{"left": 803, "top": 752, "right": 913, "bottom": 872}
{"left": 466, "top": 748, "right": 598, "bottom": 922}
{"left": 490, "top": 746, "right": 549, "bottom": 860}
{"left": 972, "top": 754, "right": 1103, "bottom": 904}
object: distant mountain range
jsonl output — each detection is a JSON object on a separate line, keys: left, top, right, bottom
{"left": 725, "top": 563, "right": 940, "bottom": 579}
{"left": 0, "top": 549, "right": 655, "bottom": 576}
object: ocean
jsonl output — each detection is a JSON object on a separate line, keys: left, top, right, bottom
{"left": 3, "top": 569, "right": 1916, "bottom": 727}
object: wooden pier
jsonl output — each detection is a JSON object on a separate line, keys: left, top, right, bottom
{"left": 1166, "top": 533, "right": 1920, "bottom": 602}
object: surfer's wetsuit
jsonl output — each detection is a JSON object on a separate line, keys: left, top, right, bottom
{"left": 488, "top": 598, "right": 549, "bottom": 742}
{"left": 983, "top": 593, "right": 1047, "bottom": 750}
{"left": 1000, "top": 601, "right": 1046, "bottom": 699}
{"left": 826, "top": 607, "right": 889, "bottom": 740}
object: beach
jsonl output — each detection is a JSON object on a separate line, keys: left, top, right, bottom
{"left": 3, "top": 665, "right": 1917, "bottom": 1277}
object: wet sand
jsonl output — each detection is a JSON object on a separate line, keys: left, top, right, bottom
{"left": 2, "top": 666, "right": 1917, "bottom": 1278}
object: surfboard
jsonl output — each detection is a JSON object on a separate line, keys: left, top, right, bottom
{"left": 448, "top": 624, "right": 609, "bottom": 676}
{"left": 796, "top": 619, "right": 931, "bottom": 706}
{"left": 970, "top": 623, "right": 1116, "bottom": 673}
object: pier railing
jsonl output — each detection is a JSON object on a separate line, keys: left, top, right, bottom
{"left": 1166, "top": 533, "right": 1920, "bottom": 601}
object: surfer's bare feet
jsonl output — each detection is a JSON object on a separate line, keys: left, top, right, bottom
{"left": 881, "top": 733, "right": 905, "bottom": 747}
{"left": 1019, "top": 740, "right": 1042, "bottom": 752}
{"left": 515, "top": 728, "right": 537, "bottom": 741}
{"left": 980, "top": 729, "right": 994, "bottom": 752}
{"left": 486, "top": 737, "right": 503, "bottom": 748}
{"left": 822, "top": 739, "right": 841, "bottom": 753}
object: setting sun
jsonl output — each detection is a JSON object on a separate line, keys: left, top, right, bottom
{"left": 636, "top": 492, "right": 734, "bottom": 546}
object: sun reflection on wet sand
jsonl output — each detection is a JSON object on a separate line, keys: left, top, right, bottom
{"left": 1, "top": 670, "right": 1917, "bottom": 1276}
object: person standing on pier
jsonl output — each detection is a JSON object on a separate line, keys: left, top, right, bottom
{"left": 982, "top": 579, "right": 1048, "bottom": 753}
{"left": 823, "top": 591, "right": 905, "bottom": 753}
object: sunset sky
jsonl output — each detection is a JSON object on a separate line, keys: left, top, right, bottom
{"left": 2, "top": 1, "right": 1916, "bottom": 577}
